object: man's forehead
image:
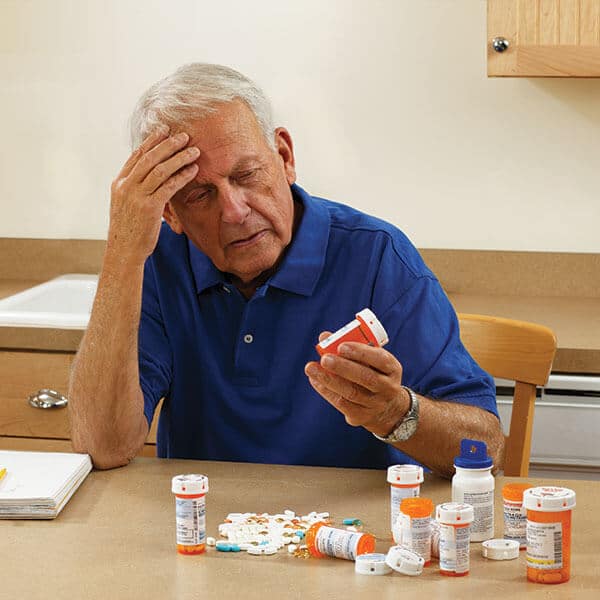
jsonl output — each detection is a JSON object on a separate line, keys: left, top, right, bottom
{"left": 186, "top": 101, "right": 263, "bottom": 152}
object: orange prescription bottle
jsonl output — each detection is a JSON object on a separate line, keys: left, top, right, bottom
{"left": 502, "top": 482, "right": 532, "bottom": 549}
{"left": 316, "top": 308, "right": 388, "bottom": 356}
{"left": 398, "top": 497, "right": 434, "bottom": 566}
{"left": 306, "top": 522, "right": 375, "bottom": 560}
{"left": 388, "top": 464, "right": 424, "bottom": 535}
{"left": 523, "top": 486, "right": 576, "bottom": 584}
{"left": 171, "top": 474, "right": 209, "bottom": 555}
{"left": 436, "top": 502, "right": 474, "bottom": 577}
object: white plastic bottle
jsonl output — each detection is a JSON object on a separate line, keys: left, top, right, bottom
{"left": 451, "top": 439, "right": 494, "bottom": 542}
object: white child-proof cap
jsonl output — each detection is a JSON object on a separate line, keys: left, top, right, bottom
{"left": 436, "top": 502, "right": 474, "bottom": 525}
{"left": 355, "top": 553, "right": 393, "bottom": 575}
{"left": 387, "top": 464, "right": 424, "bottom": 486}
{"left": 523, "top": 486, "right": 576, "bottom": 512}
{"left": 482, "top": 539, "right": 520, "bottom": 561}
{"left": 171, "top": 474, "right": 209, "bottom": 495}
{"left": 356, "top": 308, "right": 389, "bottom": 347}
{"left": 385, "top": 545, "right": 425, "bottom": 576}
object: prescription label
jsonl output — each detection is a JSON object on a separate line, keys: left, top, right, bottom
{"left": 391, "top": 485, "right": 419, "bottom": 530}
{"left": 319, "top": 321, "right": 359, "bottom": 348}
{"left": 504, "top": 503, "right": 527, "bottom": 547}
{"left": 315, "top": 525, "right": 361, "bottom": 560}
{"left": 439, "top": 524, "right": 470, "bottom": 574}
{"left": 399, "top": 514, "right": 431, "bottom": 562}
{"left": 526, "top": 521, "right": 563, "bottom": 569}
{"left": 463, "top": 490, "right": 494, "bottom": 535}
{"left": 175, "top": 496, "right": 206, "bottom": 546}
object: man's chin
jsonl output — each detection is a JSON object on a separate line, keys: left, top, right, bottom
{"left": 227, "top": 257, "right": 281, "bottom": 288}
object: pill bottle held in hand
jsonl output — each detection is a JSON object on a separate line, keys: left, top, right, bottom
{"left": 452, "top": 438, "right": 494, "bottom": 542}
{"left": 316, "top": 308, "right": 388, "bottom": 356}
{"left": 172, "top": 474, "right": 209, "bottom": 555}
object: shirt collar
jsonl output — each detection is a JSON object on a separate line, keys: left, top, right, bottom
{"left": 187, "top": 183, "right": 330, "bottom": 297}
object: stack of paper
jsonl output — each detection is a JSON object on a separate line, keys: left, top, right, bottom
{"left": 0, "top": 450, "right": 92, "bottom": 519}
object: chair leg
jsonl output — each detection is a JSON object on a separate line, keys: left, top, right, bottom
{"left": 504, "top": 383, "right": 536, "bottom": 477}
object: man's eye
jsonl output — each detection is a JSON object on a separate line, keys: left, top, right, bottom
{"left": 186, "top": 190, "right": 210, "bottom": 204}
{"left": 237, "top": 170, "right": 258, "bottom": 182}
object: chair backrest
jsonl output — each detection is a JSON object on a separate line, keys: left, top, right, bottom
{"left": 457, "top": 313, "right": 557, "bottom": 477}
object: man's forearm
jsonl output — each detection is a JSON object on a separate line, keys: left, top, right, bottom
{"left": 68, "top": 251, "right": 149, "bottom": 469}
{"left": 392, "top": 395, "right": 505, "bottom": 479}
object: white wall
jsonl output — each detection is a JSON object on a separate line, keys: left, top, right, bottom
{"left": 1, "top": 0, "right": 599, "bottom": 251}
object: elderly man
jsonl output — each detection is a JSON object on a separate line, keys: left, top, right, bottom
{"left": 69, "top": 63, "right": 504, "bottom": 477}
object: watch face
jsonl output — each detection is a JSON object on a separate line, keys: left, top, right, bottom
{"left": 392, "top": 417, "right": 418, "bottom": 442}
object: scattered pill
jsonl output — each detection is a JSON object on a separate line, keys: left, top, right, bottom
{"left": 247, "top": 545, "right": 278, "bottom": 555}
{"left": 206, "top": 537, "right": 216, "bottom": 547}
{"left": 216, "top": 541, "right": 232, "bottom": 552}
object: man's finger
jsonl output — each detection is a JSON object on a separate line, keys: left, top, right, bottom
{"left": 317, "top": 330, "right": 333, "bottom": 343}
{"left": 306, "top": 375, "right": 371, "bottom": 427}
{"left": 154, "top": 163, "right": 199, "bottom": 204}
{"left": 118, "top": 126, "right": 170, "bottom": 179}
{"left": 337, "top": 342, "right": 399, "bottom": 376}
{"left": 305, "top": 362, "right": 371, "bottom": 407}
{"left": 142, "top": 145, "right": 200, "bottom": 195}
{"left": 320, "top": 353, "right": 383, "bottom": 393}
{"left": 128, "top": 132, "right": 191, "bottom": 185}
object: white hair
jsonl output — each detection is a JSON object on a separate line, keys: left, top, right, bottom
{"left": 129, "top": 63, "right": 275, "bottom": 149}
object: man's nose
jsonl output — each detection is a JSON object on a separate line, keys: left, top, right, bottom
{"left": 219, "top": 183, "right": 251, "bottom": 224}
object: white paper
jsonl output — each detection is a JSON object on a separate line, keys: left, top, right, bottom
{"left": 0, "top": 450, "right": 92, "bottom": 519}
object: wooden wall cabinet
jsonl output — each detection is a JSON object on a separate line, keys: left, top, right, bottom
{"left": 0, "top": 350, "right": 158, "bottom": 456}
{"left": 488, "top": 0, "right": 600, "bottom": 76}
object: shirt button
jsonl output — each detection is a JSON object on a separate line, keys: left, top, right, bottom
{"left": 243, "top": 334, "right": 254, "bottom": 344}
{"left": 222, "top": 285, "right": 231, "bottom": 294}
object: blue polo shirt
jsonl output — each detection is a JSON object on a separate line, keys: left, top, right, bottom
{"left": 139, "top": 183, "right": 497, "bottom": 469}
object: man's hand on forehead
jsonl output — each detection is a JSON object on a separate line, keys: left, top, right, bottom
{"left": 107, "top": 126, "right": 201, "bottom": 263}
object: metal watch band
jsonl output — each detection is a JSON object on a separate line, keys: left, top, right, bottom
{"left": 373, "top": 386, "right": 419, "bottom": 443}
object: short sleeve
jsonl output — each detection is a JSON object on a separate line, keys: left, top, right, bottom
{"left": 382, "top": 276, "right": 498, "bottom": 417}
{"left": 138, "top": 258, "right": 173, "bottom": 428}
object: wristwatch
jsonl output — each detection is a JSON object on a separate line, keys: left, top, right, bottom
{"left": 373, "top": 386, "right": 420, "bottom": 443}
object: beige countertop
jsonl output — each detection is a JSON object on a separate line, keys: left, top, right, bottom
{"left": 1, "top": 457, "right": 598, "bottom": 599}
{"left": 1, "top": 278, "right": 599, "bottom": 373}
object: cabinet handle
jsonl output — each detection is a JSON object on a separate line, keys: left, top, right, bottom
{"left": 28, "top": 389, "right": 68, "bottom": 409}
{"left": 492, "top": 37, "right": 510, "bottom": 53}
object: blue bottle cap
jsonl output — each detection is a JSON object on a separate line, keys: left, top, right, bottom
{"left": 454, "top": 439, "right": 493, "bottom": 469}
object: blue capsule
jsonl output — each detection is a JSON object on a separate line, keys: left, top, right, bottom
{"left": 216, "top": 541, "right": 232, "bottom": 552}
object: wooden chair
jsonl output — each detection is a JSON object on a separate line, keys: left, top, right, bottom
{"left": 457, "top": 313, "right": 557, "bottom": 477}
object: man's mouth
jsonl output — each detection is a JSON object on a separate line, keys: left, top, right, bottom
{"left": 228, "top": 230, "right": 267, "bottom": 248}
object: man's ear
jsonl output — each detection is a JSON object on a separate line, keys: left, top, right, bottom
{"left": 163, "top": 201, "right": 184, "bottom": 234}
{"left": 274, "top": 127, "right": 296, "bottom": 186}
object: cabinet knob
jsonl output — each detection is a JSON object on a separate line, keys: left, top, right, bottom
{"left": 492, "top": 37, "right": 510, "bottom": 53}
{"left": 28, "top": 389, "right": 68, "bottom": 409}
